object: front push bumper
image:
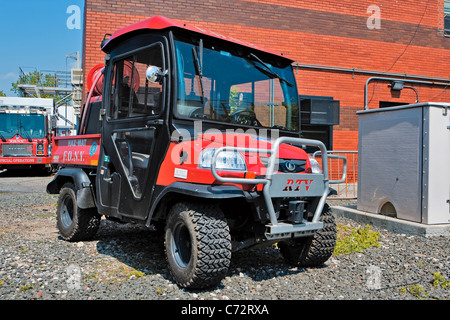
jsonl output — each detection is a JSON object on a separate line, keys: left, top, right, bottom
{"left": 211, "top": 137, "right": 346, "bottom": 240}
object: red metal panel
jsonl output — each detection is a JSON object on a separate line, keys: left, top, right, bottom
{"left": 0, "top": 156, "right": 51, "bottom": 165}
{"left": 51, "top": 134, "right": 101, "bottom": 167}
{"left": 101, "top": 15, "right": 290, "bottom": 60}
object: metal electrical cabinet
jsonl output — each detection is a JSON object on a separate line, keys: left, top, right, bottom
{"left": 357, "top": 103, "right": 450, "bottom": 225}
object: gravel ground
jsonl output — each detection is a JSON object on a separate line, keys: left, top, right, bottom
{"left": 0, "top": 176, "right": 449, "bottom": 303}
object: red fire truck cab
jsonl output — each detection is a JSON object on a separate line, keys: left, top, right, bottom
{"left": 0, "top": 97, "right": 54, "bottom": 174}
{"left": 47, "top": 15, "right": 345, "bottom": 289}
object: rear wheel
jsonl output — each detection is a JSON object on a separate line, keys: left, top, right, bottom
{"left": 56, "top": 182, "right": 101, "bottom": 241}
{"left": 279, "top": 204, "right": 336, "bottom": 267}
{"left": 165, "top": 202, "right": 232, "bottom": 289}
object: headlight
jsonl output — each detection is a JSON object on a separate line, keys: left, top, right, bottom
{"left": 309, "top": 157, "right": 322, "bottom": 174}
{"left": 37, "top": 143, "right": 44, "bottom": 155}
{"left": 199, "top": 148, "right": 247, "bottom": 171}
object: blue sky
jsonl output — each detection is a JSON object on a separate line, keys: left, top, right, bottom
{"left": 0, "top": 0, "right": 85, "bottom": 96}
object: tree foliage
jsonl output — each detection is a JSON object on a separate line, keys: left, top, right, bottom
{"left": 11, "top": 70, "right": 60, "bottom": 99}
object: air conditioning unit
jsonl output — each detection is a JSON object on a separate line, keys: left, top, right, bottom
{"left": 72, "top": 88, "right": 82, "bottom": 102}
{"left": 71, "top": 69, "right": 83, "bottom": 86}
{"left": 301, "top": 98, "right": 340, "bottom": 125}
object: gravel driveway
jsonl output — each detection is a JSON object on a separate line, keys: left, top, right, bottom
{"left": 0, "top": 173, "right": 449, "bottom": 303}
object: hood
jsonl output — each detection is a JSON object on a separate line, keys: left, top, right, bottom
{"left": 198, "top": 132, "right": 309, "bottom": 160}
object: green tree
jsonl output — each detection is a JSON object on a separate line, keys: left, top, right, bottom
{"left": 0, "top": 90, "right": 6, "bottom": 97}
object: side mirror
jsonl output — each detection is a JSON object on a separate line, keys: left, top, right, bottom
{"left": 146, "top": 66, "right": 166, "bottom": 83}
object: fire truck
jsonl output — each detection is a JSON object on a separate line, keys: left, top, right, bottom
{"left": 47, "top": 15, "right": 345, "bottom": 289}
{"left": 0, "top": 97, "right": 54, "bottom": 174}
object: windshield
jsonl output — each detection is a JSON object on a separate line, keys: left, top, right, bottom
{"left": 174, "top": 39, "right": 299, "bottom": 131}
{"left": 0, "top": 113, "right": 46, "bottom": 139}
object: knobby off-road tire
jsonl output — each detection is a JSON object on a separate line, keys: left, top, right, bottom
{"left": 165, "top": 202, "right": 232, "bottom": 289}
{"left": 56, "top": 182, "right": 101, "bottom": 242}
{"left": 279, "top": 204, "right": 336, "bottom": 267}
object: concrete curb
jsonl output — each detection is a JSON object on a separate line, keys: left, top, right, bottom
{"left": 331, "top": 205, "right": 450, "bottom": 238}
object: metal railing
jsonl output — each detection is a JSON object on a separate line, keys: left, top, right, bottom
{"left": 314, "top": 150, "right": 358, "bottom": 199}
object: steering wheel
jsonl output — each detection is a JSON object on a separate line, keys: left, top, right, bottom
{"left": 189, "top": 107, "right": 207, "bottom": 119}
{"left": 229, "top": 109, "right": 262, "bottom": 126}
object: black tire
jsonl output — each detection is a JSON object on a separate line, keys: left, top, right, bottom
{"left": 56, "top": 182, "right": 101, "bottom": 241}
{"left": 279, "top": 203, "right": 336, "bottom": 267}
{"left": 165, "top": 202, "right": 232, "bottom": 289}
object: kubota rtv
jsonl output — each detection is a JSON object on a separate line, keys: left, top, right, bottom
{"left": 47, "top": 15, "right": 345, "bottom": 289}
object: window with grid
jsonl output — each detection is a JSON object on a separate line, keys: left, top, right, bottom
{"left": 445, "top": 0, "right": 450, "bottom": 36}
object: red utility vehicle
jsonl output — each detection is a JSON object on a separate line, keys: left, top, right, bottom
{"left": 47, "top": 15, "right": 345, "bottom": 289}
{"left": 0, "top": 97, "right": 54, "bottom": 174}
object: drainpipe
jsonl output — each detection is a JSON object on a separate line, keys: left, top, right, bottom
{"left": 291, "top": 63, "right": 450, "bottom": 109}
{"left": 364, "top": 77, "right": 450, "bottom": 110}
{"left": 292, "top": 63, "right": 450, "bottom": 82}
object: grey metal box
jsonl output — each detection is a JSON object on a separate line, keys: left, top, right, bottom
{"left": 357, "top": 103, "right": 450, "bottom": 225}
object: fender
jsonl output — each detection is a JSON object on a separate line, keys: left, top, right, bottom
{"left": 145, "top": 182, "right": 246, "bottom": 226}
{"left": 46, "top": 168, "right": 96, "bottom": 209}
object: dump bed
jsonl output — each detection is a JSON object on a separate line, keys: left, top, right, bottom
{"left": 51, "top": 134, "right": 101, "bottom": 167}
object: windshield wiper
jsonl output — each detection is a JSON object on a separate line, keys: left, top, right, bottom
{"left": 247, "top": 53, "right": 293, "bottom": 87}
{"left": 19, "top": 126, "right": 32, "bottom": 142}
{"left": 192, "top": 39, "right": 205, "bottom": 104}
{"left": 0, "top": 132, "right": 6, "bottom": 142}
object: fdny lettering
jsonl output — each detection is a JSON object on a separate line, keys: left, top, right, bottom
{"left": 283, "top": 179, "right": 314, "bottom": 192}
{"left": 63, "top": 150, "right": 84, "bottom": 162}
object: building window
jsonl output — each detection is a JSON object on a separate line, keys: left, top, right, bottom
{"left": 445, "top": 0, "right": 450, "bottom": 36}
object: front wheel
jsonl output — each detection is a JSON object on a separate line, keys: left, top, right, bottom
{"left": 165, "top": 202, "right": 232, "bottom": 289}
{"left": 278, "top": 204, "right": 336, "bottom": 267}
{"left": 56, "top": 182, "right": 101, "bottom": 241}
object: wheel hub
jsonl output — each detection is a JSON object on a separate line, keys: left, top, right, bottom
{"left": 171, "top": 222, "right": 192, "bottom": 269}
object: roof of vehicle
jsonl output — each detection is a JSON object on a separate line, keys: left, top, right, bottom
{"left": 101, "top": 15, "right": 291, "bottom": 61}
{"left": 0, "top": 97, "right": 54, "bottom": 114}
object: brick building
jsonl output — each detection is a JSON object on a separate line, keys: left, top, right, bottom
{"left": 82, "top": 0, "right": 450, "bottom": 152}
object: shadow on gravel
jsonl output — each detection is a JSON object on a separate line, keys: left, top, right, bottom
{"left": 92, "top": 219, "right": 324, "bottom": 289}
{"left": 94, "top": 220, "right": 169, "bottom": 277}
{"left": 0, "top": 168, "right": 54, "bottom": 177}
{"left": 229, "top": 246, "right": 322, "bottom": 282}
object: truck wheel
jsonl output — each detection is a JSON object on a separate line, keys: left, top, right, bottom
{"left": 165, "top": 202, "right": 232, "bottom": 289}
{"left": 56, "top": 182, "right": 101, "bottom": 241}
{"left": 278, "top": 204, "right": 336, "bottom": 267}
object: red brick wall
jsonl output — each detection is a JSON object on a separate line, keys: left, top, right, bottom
{"left": 83, "top": 0, "right": 450, "bottom": 151}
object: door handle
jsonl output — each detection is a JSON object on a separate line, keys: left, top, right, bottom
{"left": 146, "top": 119, "right": 164, "bottom": 126}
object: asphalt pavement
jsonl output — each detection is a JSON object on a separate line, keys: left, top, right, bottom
{"left": 0, "top": 170, "right": 54, "bottom": 193}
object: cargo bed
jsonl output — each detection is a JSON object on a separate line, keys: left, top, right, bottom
{"left": 51, "top": 134, "right": 101, "bottom": 167}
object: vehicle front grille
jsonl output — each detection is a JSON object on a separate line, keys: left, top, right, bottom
{"left": 1, "top": 144, "right": 33, "bottom": 156}
{"left": 259, "top": 157, "right": 306, "bottom": 173}
{"left": 278, "top": 159, "right": 306, "bottom": 173}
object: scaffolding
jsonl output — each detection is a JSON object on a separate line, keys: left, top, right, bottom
{"left": 16, "top": 59, "right": 83, "bottom": 136}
